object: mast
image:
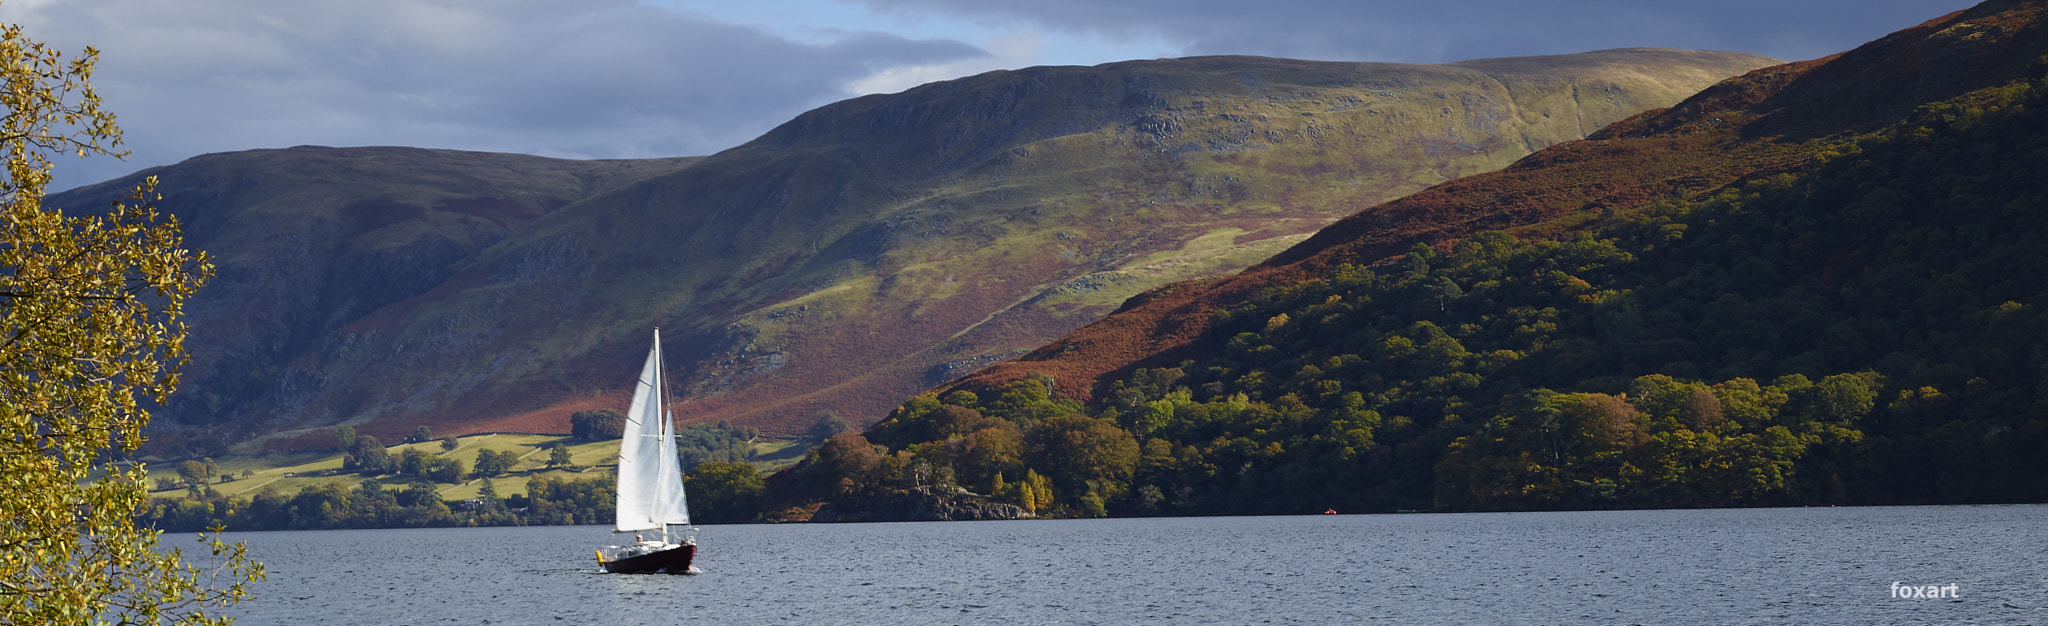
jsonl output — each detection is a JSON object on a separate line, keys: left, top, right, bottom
{"left": 655, "top": 329, "right": 671, "bottom": 544}
{"left": 615, "top": 328, "right": 692, "bottom": 536}
{"left": 654, "top": 329, "right": 668, "bottom": 545}
{"left": 651, "top": 328, "right": 690, "bottom": 542}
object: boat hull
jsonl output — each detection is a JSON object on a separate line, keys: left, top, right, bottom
{"left": 602, "top": 543, "right": 696, "bottom": 574}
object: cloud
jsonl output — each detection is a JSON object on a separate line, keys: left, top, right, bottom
{"left": 0, "top": 0, "right": 986, "bottom": 192}
{"left": 3, "top": 0, "right": 1985, "bottom": 193}
{"left": 845, "top": 30, "right": 1038, "bottom": 95}
{"left": 843, "top": 0, "right": 1981, "bottom": 64}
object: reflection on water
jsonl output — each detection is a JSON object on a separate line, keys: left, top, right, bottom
{"left": 224, "top": 505, "right": 2046, "bottom": 625}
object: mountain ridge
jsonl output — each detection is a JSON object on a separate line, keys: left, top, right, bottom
{"left": 946, "top": 6, "right": 2019, "bottom": 403}
{"left": 487, "top": 49, "right": 1773, "bottom": 435}
{"left": 786, "top": 0, "right": 2048, "bottom": 519}
{"left": 45, "top": 49, "right": 1776, "bottom": 448}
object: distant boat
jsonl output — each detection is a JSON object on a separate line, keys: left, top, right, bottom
{"left": 595, "top": 329, "right": 697, "bottom": 574}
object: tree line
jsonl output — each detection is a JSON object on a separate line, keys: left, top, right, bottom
{"left": 142, "top": 460, "right": 769, "bottom": 532}
{"left": 791, "top": 64, "right": 2048, "bottom": 517}
{"left": 143, "top": 409, "right": 787, "bottom": 531}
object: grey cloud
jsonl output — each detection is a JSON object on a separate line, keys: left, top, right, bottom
{"left": 851, "top": 0, "right": 1980, "bottom": 63}
{"left": 4, "top": 0, "right": 985, "bottom": 193}
{"left": 10, "top": 0, "right": 1986, "bottom": 194}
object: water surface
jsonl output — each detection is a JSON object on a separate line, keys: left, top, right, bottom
{"left": 221, "top": 505, "right": 2046, "bottom": 624}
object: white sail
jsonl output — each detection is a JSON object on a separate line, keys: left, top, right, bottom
{"left": 655, "top": 407, "right": 691, "bottom": 525}
{"left": 614, "top": 330, "right": 691, "bottom": 532}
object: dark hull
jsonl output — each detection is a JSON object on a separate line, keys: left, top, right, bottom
{"left": 602, "top": 543, "right": 696, "bottom": 574}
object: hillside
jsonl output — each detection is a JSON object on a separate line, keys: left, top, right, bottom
{"left": 48, "top": 50, "right": 1773, "bottom": 450}
{"left": 797, "top": 0, "right": 2048, "bottom": 519}
{"left": 48, "top": 148, "right": 701, "bottom": 445}
{"left": 947, "top": 5, "right": 2026, "bottom": 401}
{"left": 139, "top": 422, "right": 801, "bottom": 532}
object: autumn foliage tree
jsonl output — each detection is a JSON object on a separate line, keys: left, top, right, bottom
{"left": 0, "top": 19, "right": 260, "bottom": 625}
{"left": 803, "top": 61, "right": 2048, "bottom": 518}
{"left": 685, "top": 461, "right": 765, "bottom": 523}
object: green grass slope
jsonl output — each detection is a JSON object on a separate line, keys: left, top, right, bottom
{"left": 143, "top": 432, "right": 792, "bottom": 502}
{"left": 848, "top": 1, "right": 2048, "bottom": 517}
{"left": 229, "top": 50, "right": 1769, "bottom": 442}
{"left": 55, "top": 51, "right": 1771, "bottom": 450}
{"left": 46, "top": 148, "right": 700, "bottom": 445}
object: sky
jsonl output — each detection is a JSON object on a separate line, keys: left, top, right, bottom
{"left": 0, "top": 0, "right": 1983, "bottom": 194}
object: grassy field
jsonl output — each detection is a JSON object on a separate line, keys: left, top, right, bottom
{"left": 147, "top": 433, "right": 808, "bottom": 500}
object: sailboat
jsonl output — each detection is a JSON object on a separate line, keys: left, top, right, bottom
{"left": 595, "top": 329, "right": 698, "bottom": 574}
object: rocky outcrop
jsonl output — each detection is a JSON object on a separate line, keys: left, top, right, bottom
{"left": 809, "top": 486, "right": 1031, "bottom": 522}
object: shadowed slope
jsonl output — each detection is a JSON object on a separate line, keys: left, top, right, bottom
{"left": 429, "top": 50, "right": 1771, "bottom": 438}
{"left": 739, "top": 0, "right": 2048, "bottom": 521}
{"left": 52, "top": 50, "right": 1772, "bottom": 446}
{"left": 948, "top": 4, "right": 2028, "bottom": 403}
{"left": 46, "top": 147, "right": 701, "bottom": 441}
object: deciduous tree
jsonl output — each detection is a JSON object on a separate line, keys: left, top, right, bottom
{"left": 334, "top": 425, "right": 356, "bottom": 453}
{"left": 0, "top": 19, "right": 260, "bottom": 624}
{"left": 471, "top": 449, "right": 514, "bottom": 478}
{"left": 1024, "top": 414, "right": 1139, "bottom": 501}
{"left": 176, "top": 460, "right": 210, "bottom": 497}
{"left": 397, "top": 448, "right": 430, "bottom": 476}
{"left": 426, "top": 457, "right": 465, "bottom": 484}
{"left": 686, "top": 462, "right": 765, "bottom": 523}
{"left": 570, "top": 409, "right": 627, "bottom": 441}
{"left": 805, "top": 410, "right": 850, "bottom": 443}
{"left": 343, "top": 435, "right": 390, "bottom": 475}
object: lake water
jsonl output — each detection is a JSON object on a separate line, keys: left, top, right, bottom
{"left": 215, "top": 505, "right": 2045, "bottom": 625}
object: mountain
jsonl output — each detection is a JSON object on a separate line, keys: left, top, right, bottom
{"left": 799, "top": 0, "right": 2048, "bottom": 518}
{"left": 947, "top": 4, "right": 2033, "bottom": 401}
{"left": 47, "top": 49, "right": 1773, "bottom": 448}
{"left": 49, "top": 149, "right": 702, "bottom": 445}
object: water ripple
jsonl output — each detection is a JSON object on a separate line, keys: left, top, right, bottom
{"left": 224, "top": 504, "right": 2046, "bottom": 625}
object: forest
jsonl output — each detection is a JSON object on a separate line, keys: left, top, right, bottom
{"left": 790, "top": 64, "right": 2048, "bottom": 518}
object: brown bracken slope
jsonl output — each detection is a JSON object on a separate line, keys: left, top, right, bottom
{"left": 51, "top": 49, "right": 1774, "bottom": 448}
{"left": 948, "top": 1, "right": 2046, "bottom": 402}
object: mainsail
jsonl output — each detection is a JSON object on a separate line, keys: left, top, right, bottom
{"left": 614, "top": 330, "right": 691, "bottom": 533}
